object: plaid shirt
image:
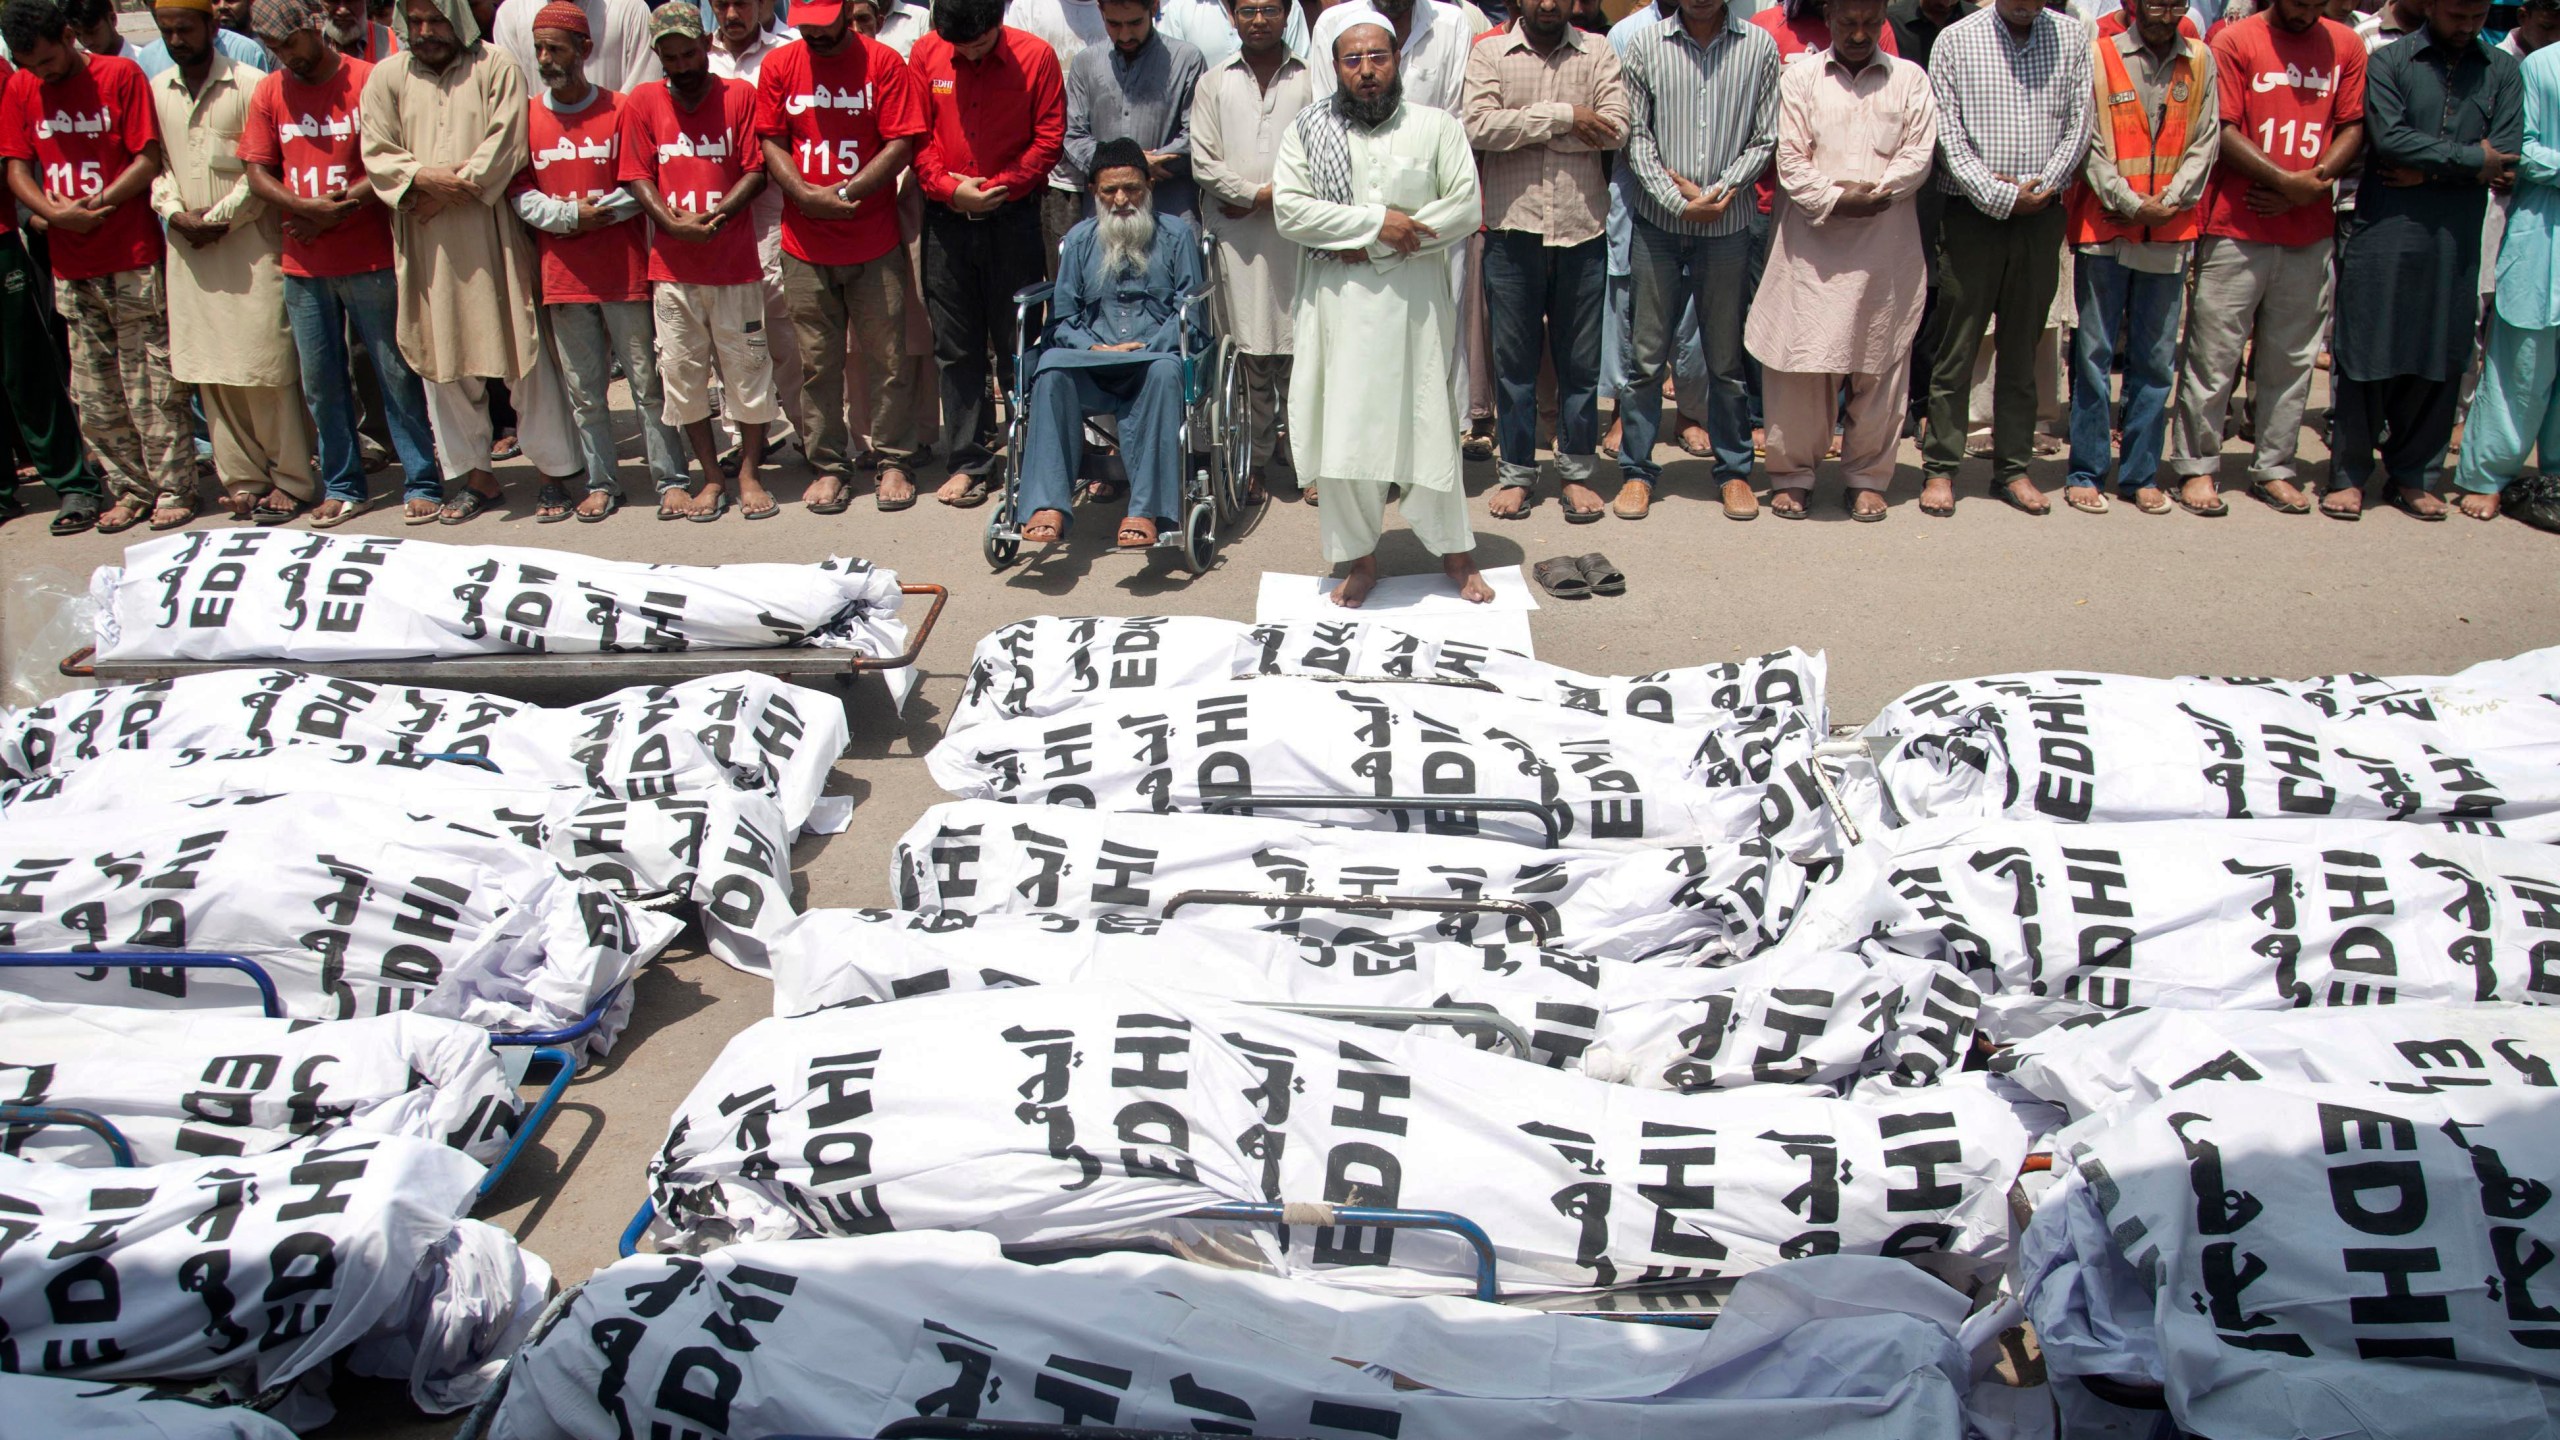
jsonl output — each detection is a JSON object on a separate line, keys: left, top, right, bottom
{"left": 1621, "top": 11, "right": 1780, "bottom": 236}
{"left": 1461, "top": 24, "right": 1630, "bottom": 247}
{"left": 1927, "top": 5, "right": 2093, "bottom": 218}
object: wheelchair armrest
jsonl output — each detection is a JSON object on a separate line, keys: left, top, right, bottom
{"left": 1012, "top": 281, "right": 1057, "bottom": 308}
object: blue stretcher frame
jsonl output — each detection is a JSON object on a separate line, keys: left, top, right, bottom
{"left": 0, "top": 951, "right": 593, "bottom": 1204}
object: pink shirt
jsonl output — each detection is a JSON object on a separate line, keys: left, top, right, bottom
{"left": 1743, "top": 49, "right": 1938, "bottom": 376}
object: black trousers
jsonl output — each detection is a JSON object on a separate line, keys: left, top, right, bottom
{"left": 2329, "top": 373, "right": 2460, "bottom": 495}
{"left": 924, "top": 199, "right": 1048, "bottom": 477}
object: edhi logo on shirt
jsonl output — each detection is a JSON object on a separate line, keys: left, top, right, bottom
{"left": 2251, "top": 63, "right": 2338, "bottom": 94}
{"left": 34, "top": 107, "right": 112, "bottom": 139}
{"left": 783, "top": 82, "right": 873, "bottom": 115}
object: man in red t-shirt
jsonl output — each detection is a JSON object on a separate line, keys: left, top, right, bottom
{"left": 0, "top": 0, "right": 192, "bottom": 532}
{"left": 242, "top": 0, "right": 444, "bottom": 522}
{"left": 755, "top": 0, "right": 928, "bottom": 512}
{"left": 511, "top": 0, "right": 684, "bottom": 518}
{"left": 621, "top": 1, "right": 778, "bottom": 518}
{"left": 911, "top": 0, "right": 1064, "bottom": 493}
{"left": 2164, "top": 0, "right": 2364, "bottom": 515}
{"left": 0, "top": 50, "right": 101, "bottom": 534}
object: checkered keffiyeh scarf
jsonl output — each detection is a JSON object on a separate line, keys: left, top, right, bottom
{"left": 1290, "top": 96, "right": 1357, "bottom": 206}
{"left": 249, "top": 0, "right": 323, "bottom": 38}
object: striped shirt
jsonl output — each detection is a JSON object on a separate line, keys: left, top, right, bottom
{"left": 1621, "top": 10, "right": 1781, "bottom": 236}
{"left": 1927, "top": 4, "right": 2093, "bottom": 217}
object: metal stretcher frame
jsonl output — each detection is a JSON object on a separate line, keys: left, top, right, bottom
{"left": 1163, "top": 889, "right": 1559, "bottom": 946}
{"left": 0, "top": 952, "right": 587, "bottom": 1202}
{"left": 1200, "top": 793, "right": 1564, "bottom": 848}
{"left": 55, "top": 583, "right": 950, "bottom": 689}
{"left": 614, "top": 1195, "right": 1503, "bottom": 1302}
{"left": 0, "top": 1103, "right": 136, "bottom": 1166}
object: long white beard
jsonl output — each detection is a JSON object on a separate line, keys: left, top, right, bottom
{"left": 1096, "top": 201, "right": 1157, "bottom": 281}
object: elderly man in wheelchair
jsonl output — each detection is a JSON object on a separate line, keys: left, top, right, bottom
{"left": 1015, "top": 137, "right": 1211, "bottom": 550}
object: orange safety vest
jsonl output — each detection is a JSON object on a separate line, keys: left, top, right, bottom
{"left": 2066, "top": 36, "right": 2205, "bottom": 246}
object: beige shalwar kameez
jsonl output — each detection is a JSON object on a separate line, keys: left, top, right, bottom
{"left": 359, "top": 38, "right": 583, "bottom": 481}
{"left": 1744, "top": 49, "right": 1936, "bottom": 493}
{"left": 148, "top": 53, "right": 314, "bottom": 504}
{"left": 1192, "top": 50, "right": 1309, "bottom": 470}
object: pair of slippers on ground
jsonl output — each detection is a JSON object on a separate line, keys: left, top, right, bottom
{"left": 1532, "top": 553, "right": 1624, "bottom": 599}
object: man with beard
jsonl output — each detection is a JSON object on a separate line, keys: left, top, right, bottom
{"left": 754, "top": 0, "right": 928, "bottom": 513}
{"left": 1012, "top": 136, "right": 1202, "bottom": 548}
{"left": 2329, "top": 0, "right": 2518, "bottom": 518}
{"left": 509, "top": 0, "right": 682, "bottom": 518}
{"left": 361, "top": 0, "right": 586, "bottom": 523}
{"left": 1464, "top": 0, "right": 1624, "bottom": 523}
{"left": 1, "top": 0, "right": 191, "bottom": 533}
{"left": 325, "top": 0, "right": 398, "bottom": 59}
{"left": 620, "top": 2, "right": 779, "bottom": 519}
{"left": 148, "top": 0, "right": 314, "bottom": 520}
{"left": 243, "top": 0, "right": 441, "bottom": 523}
{"left": 1063, "top": 0, "right": 1205, "bottom": 218}
{"left": 1274, "top": 22, "right": 1490, "bottom": 606}
{"left": 489, "top": 0, "right": 655, "bottom": 91}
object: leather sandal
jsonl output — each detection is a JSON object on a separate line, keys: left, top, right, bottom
{"left": 1532, "top": 555, "right": 1592, "bottom": 599}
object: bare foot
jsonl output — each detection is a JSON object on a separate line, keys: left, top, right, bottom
{"left": 1768, "top": 489, "right": 1807, "bottom": 517}
{"left": 1442, "top": 551, "right": 1493, "bottom": 604}
{"left": 1559, "top": 480, "right": 1604, "bottom": 518}
{"left": 736, "top": 476, "right": 778, "bottom": 514}
{"left": 1677, "top": 420, "right": 1714, "bottom": 457}
{"left": 2252, "top": 476, "right": 2307, "bottom": 511}
{"left": 2460, "top": 491, "right": 2502, "bottom": 521}
{"left": 98, "top": 500, "right": 148, "bottom": 530}
{"left": 576, "top": 489, "right": 616, "bottom": 518}
{"left": 402, "top": 497, "right": 441, "bottom": 522}
{"left": 1919, "top": 474, "right": 1955, "bottom": 516}
{"left": 806, "top": 472, "right": 846, "bottom": 510}
{"left": 2397, "top": 486, "right": 2449, "bottom": 519}
{"left": 1487, "top": 485, "right": 1531, "bottom": 519}
{"left": 1849, "top": 489, "right": 1887, "bottom": 520}
{"left": 2000, "top": 476, "right": 2051, "bottom": 515}
{"left": 875, "top": 467, "right": 916, "bottom": 508}
{"left": 2321, "top": 486, "right": 2363, "bottom": 519}
{"left": 1331, "top": 555, "right": 1377, "bottom": 608}
{"left": 673, "top": 479, "right": 723, "bottom": 517}
{"left": 1600, "top": 416, "right": 1622, "bottom": 457}
{"left": 218, "top": 490, "right": 256, "bottom": 520}
{"left": 313, "top": 498, "right": 353, "bottom": 523}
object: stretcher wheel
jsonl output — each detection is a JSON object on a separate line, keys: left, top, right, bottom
{"left": 984, "top": 510, "right": 1018, "bottom": 571}
{"left": 1182, "top": 499, "right": 1216, "bottom": 573}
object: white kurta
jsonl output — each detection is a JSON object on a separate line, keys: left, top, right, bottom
{"left": 1272, "top": 102, "right": 1480, "bottom": 493}
{"left": 147, "top": 56, "right": 293, "bottom": 388}
{"left": 1191, "top": 53, "right": 1310, "bottom": 357}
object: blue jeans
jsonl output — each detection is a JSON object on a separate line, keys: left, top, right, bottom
{"left": 1621, "top": 219, "right": 1753, "bottom": 484}
{"left": 1015, "top": 353, "right": 1185, "bottom": 529}
{"left": 2067, "top": 251, "right": 2183, "bottom": 495}
{"left": 1604, "top": 271, "right": 1706, "bottom": 415}
{"left": 549, "top": 300, "right": 687, "bottom": 494}
{"left": 284, "top": 269, "right": 439, "bottom": 502}
{"left": 1482, "top": 230, "right": 1605, "bottom": 489}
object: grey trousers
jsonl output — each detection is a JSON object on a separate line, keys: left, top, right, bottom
{"left": 1239, "top": 352, "right": 1292, "bottom": 470}
{"left": 2168, "top": 235, "right": 2332, "bottom": 486}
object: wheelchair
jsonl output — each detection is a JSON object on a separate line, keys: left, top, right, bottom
{"left": 982, "top": 229, "right": 1260, "bottom": 573}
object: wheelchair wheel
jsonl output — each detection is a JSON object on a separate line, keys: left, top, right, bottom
{"left": 983, "top": 508, "right": 1018, "bottom": 571}
{"left": 1182, "top": 498, "right": 1217, "bottom": 573}
{"left": 1217, "top": 349, "right": 1256, "bottom": 520}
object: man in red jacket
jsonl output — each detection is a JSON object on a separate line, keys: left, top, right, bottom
{"left": 909, "top": 0, "right": 1063, "bottom": 504}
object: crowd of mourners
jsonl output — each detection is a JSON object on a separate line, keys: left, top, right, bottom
{"left": 0, "top": 0, "right": 2548, "bottom": 580}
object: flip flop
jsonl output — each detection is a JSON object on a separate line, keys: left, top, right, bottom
{"left": 49, "top": 495, "right": 99, "bottom": 535}
{"left": 1532, "top": 555, "right": 1592, "bottom": 599}
{"left": 402, "top": 498, "right": 443, "bottom": 525}
{"left": 148, "top": 499, "right": 199, "bottom": 531}
{"left": 2320, "top": 491, "right": 2363, "bottom": 521}
{"left": 2127, "top": 489, "right": 2175, "bottom": 516}
{"left": 1489, "top": 484, "right": 1533, "bottom": 521}
{"left": 1769, "top": 491, "right": 1809, "bottom": 520}
{"left": 2391, "top": 488, "right": 2449, "bottom": 521}
{"left": 657, "top": 492, "right": 690, "bottom": 521}
{"left": 97, "top": 503, "right": 149, "bottom": 534}
{"left": 2063, "top": 487, "right": 2108, "bottom": 515}
{"left": 1574, "top": 552, "right": 1624, "bottom": 596}
{"left": 1997, "top": 480, "right": 2050, "bottom": 517}
{"left": 690, "top": 490, "right": 734, "bottom": 523}
{"left": 576, "top": 489, "right": 624, "bottom": 523}
{"left": 807, "top": 473, "right": 854, "bottom": 515}
{"left": 874, "top": 470, "right": 918, "bottom": 512}
{"left": 742, "top": 495, "right": 781, "bottom": 520}
{"left": 2173, "top": 489, "right": 2228, "bottom": 517}
{"left": 940, "top": 473, "right": 995, "bottom": 509}
{"left": 2248, "top": 480, "right": 2310, "bottom": 514}
{"left": 310, "top": 498, "right": 370, "bottom": 529}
